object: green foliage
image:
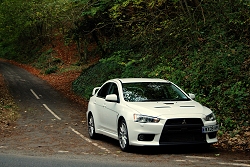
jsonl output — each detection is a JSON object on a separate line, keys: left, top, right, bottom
{"left": 33, "top": 49, "right": 62, "bottom": 74}
{"left": 72, "top": 60, "right": 123, "bottom": 99}
{"left": 0, "top": 0, "right": 80, "bottom": 61}
{"left": 0, "top": 0, "right": 33, "bottom": 59}
{"left": 73, "top": 0, "right": 250, "bottom": 133}
{"left": 45, "top": 66, "right": 59, "bottom": 75}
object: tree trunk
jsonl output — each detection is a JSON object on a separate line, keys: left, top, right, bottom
{"left": 76, "top": 37, "right": 82, "bottom": 61}
{"left": 92, "top": 31, "right": 106, "bottom": 57}
{"left": 83, "top": 38, "right": 88, "bottom": 63}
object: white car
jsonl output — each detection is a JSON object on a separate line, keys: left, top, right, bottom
{"left": 87, "top": 78, "right": 219, "bottom": 151}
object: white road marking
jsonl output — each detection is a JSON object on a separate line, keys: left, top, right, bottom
{"left": 69, "top": 126, "right": 116, "bottom": 156}
{"left": 30, "top": 89, "right": 40, "bottom": 99}
{"left": 186, "top": 156, "right": 250, "bottom": 166}
{"left": 30, "top": 87, "right": 115, "bottom": 155}
{"left": 58, "top": 150, "right": 69, "bottom": 153}
{"left": 218, "top": 162, "right": 250, "bottom": 167}
{"left": 186, "top": 156, "right": 216, "bottom": 160}
{"left": 234, "top": 160, "right": 250, "bottom": 162}
{"left": 43, "top": 104, "right": 61, "bottom": 120}
{"left": 0, "top": 146, "right": 7, "bottom": 149}
{"left": 175, "top": 160, "right": 186, "bottom": 162}
{"left": 176, "top": 159, "right": 198, "bottom": 163}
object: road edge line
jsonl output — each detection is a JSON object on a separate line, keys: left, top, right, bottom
{"left": 69, "top": 126, "right": 116, "bottom": 156}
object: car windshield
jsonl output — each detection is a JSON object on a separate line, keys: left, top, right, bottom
{"left": 122, "top": 82, "right": 190, "bottom": 102}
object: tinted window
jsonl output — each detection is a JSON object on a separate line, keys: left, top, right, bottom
{"left": 97, "top": 82, "right": 112, "bottom": 98}
{"left": 122, "top": 82, "right": 189, "bottom": 102}
{"left": 108, "top": 83, "right": 119, "bottom": 97}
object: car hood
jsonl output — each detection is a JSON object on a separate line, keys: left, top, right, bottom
{"left": 125, "top": 101, "right": 211, "bottom": 118}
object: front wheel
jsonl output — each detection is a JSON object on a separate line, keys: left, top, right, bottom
{"left": 88, "top": 113, "right": 98, "bottom": 139}
{"left": 118, "top": 119, "right": 130, "bottom": 152}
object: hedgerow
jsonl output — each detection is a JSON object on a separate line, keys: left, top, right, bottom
{"left": 73, "top": 0, "right": 250, "bottom": 132}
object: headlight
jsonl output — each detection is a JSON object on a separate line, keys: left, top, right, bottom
{"left": 133, "top": 114, "right": 160, "bottom": 123}
{"left": 204, "top": 113, "right": 216, "bottom": 121}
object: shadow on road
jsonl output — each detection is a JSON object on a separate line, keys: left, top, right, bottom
{"left": 95, "top": 134, "right": 219, "bottom": 155}
{"left": 128, "top": 145, "right": 217, "bottom": 155}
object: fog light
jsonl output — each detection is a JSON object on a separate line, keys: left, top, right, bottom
{"left": 138, "top": 134, "right": 155, "bottom": 141}
{"left": 138, "top": 134, "right": 145, "bottom": 141}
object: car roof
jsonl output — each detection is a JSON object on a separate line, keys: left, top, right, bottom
{"left": 113, "top": 78, "right": 170, "bottom": 83}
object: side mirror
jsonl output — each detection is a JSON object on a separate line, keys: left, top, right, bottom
{"left": 92, "top": 87, "right": 100, "bottom": 96}
{"left": 105, "top": 94, "right": 118, "bottom": 102}
{"left": 189, "top": 93, "right": 195, "bottom": 100}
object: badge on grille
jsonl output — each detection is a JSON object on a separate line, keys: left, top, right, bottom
{"left": 182, "top": 119, "right": 186, "bottom": 124}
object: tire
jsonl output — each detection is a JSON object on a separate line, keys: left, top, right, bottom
{"left": 88, "top": 113, "right": 98, "bottom": 139}
{"left": 118, "top": 119, "right": 130, "bottom": 152}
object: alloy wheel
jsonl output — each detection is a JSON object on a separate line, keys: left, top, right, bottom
{"left": 118, "top": 120, "right": 129, "bottom": 151}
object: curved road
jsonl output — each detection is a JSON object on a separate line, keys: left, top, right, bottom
{"left": 0, "top": 61, "right": 249, "bottom": 167}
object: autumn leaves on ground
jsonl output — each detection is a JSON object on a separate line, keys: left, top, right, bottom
{"left": 0, "top": 72, "right": 19, "bottom": 136}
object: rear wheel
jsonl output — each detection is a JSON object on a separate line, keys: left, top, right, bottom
{"left": 118, "top": 119, "right": 130, "bottom": 151}
{"left": 88, "top": 114, "right": 98, "bottom": 139}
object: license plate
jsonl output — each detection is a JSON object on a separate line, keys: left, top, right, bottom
{"left": 202, "top": 125, "right": 219, "bottom": 133}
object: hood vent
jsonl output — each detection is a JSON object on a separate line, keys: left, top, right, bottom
{"left": 154, "top": 106, "right": 171, "bottom": 108}
{"left": 164, "top": 102, "right": 175, "bottom": 105}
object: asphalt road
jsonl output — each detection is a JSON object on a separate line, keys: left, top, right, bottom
{"left": 0, "top": 153, "right": 159, "bottom": 167}
{"left": 0, "top": 61, "right": 249, "bottom": 167}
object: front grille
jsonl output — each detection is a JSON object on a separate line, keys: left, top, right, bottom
{"left": 159, "top": 118, "right": 206, "bottom": 144}
{"left": 165, "top": 118, "right": 203, "bottom": 125}
{"left": 208, "top": 132, "right": 217, "bottom": 139}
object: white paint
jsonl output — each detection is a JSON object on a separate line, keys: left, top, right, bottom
{"left": 175, "top": 160, "right": 186, "bottom": 162}
{"left": 0, "top": 146, "right": 7, "bottom": 149}
{"left": 69, "top": 126, "right": 115, "bottom": 155}
{"left": 184, "top": 156, "right": 250, "bottom": 166}
{"left": 58, "top": 150, "right": 69, "bottom": 153}
{"left": 186, "top": 156, "right": 216, "bottom": 160}
{"left": 30, "top": 89, "right": 40, "bottom": 99}
{"left": 218, "top": 162, "right": 250, "bottom": 167}
{"left": 234, "top": 160, "right": 250, "bottom": 162}
{"left": 43, "top": 104, "right": 61, "bottom": 120}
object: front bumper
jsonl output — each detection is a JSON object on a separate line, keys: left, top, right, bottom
{"left": 127, "top": 118, "right": 218, "bottom": 146}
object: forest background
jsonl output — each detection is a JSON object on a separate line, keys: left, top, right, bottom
{"left": 0, "top": 0, "right": 249, "bottom": 151}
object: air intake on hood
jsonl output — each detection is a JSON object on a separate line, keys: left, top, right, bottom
{"left": 154, "top": 106, "right": 171, "bottom": 108}
{"left": 164, "top": 102, "right": 175, "bottom": 105}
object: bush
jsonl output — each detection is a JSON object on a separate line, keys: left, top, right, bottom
{"left": 33, "top": 49, "right": 62, "bottom": 74}
{"left": 72, "top": 1, "right": 250, "bottom": 132}
{"left": 72, "top": 60, "right": 124, "bottom": 99}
